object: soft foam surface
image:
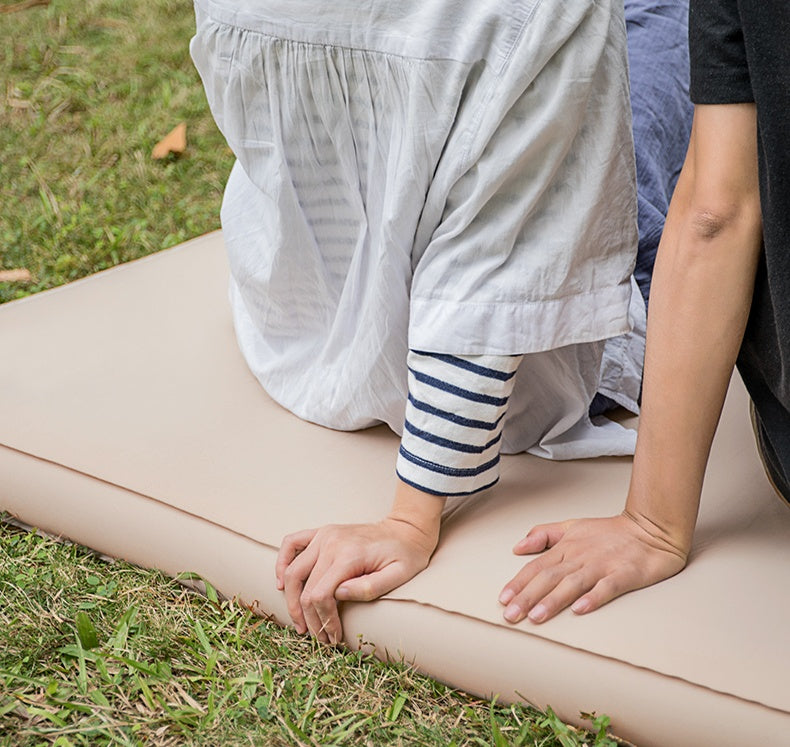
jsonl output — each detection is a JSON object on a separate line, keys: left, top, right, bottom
{"left": 2, "top": 232, "right": 788, "bottom": 746}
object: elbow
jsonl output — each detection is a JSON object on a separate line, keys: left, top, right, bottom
{"left": 678, "top": 196, "right": 763, "bottom": 264}
{"left": 689, "top": 207, "right": 739, "bottom": 241}
{"left": 688, "top": 201, "right": 761, "bottom": 242}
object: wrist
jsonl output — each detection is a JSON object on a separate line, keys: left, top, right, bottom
{"left": 386, "top": 479, "right": 445, "bottom": 548}
{"left": 624, "top": 451, "right": 702, "bottom": 559}
{"left": 620, "top": 505, "right": 692, "bottom": 561}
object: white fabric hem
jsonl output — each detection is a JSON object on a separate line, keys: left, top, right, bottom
{"left": 408, "top": 279, "right": 633, "bottom": 356}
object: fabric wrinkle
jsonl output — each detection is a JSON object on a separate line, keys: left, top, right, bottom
{"left": 190, "top": 0, "right": 679, "bottom": 459}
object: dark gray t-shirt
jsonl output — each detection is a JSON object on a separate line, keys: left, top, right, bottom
{"left": 689, "top": 0, "right": 790, "bottom": 499}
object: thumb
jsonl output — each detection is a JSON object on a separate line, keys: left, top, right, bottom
{"left": 335, "top": 563, "right": 412, "bottom": 603}
{"left": 513, "top": 521, "right": 569, "bottom": 555}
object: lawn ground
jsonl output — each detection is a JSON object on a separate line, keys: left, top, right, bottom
{"left": 1, "top": 1, "right": 623, "bottom": 744}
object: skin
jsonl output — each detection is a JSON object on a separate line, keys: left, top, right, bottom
{"left": 277, "top": 103, "right": 763, "bottom": 640}
{"left": 276, "top": 481, "right": 445, "bottom": 644}
{"left": 499, "top": 103, "right": 763, "bottom": 623}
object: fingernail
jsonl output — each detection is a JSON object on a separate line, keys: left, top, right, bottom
{"left": 528, "top": 604, "right": 548, "bottom": 623}
{"left": 499, "top": 589, "right": 515, "bottom": 605}
{"left": 572, "top": 599, "right": 590, "bottom": 614}
{"left": 503, "top": 603, "right": 522, "bottom": 623}
{"left": 335, "top": 586, "right": 349, "bottom": 600}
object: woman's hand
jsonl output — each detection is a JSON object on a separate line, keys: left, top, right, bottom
{"left": 275, "top": 518, "right": 438, "bottom": 644}
{"left": 497, "top": 512, "right": 689, "bottom": 624}
{"left": 275, "top": 482, "right": 445, "bottom": 644}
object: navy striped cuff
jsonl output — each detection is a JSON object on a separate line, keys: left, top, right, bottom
{"left": 396, "top": 350, "right": 522, "bottom": 496}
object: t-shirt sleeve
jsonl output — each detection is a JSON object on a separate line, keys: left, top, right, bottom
{"left": 688, "top": 0, "right": 754, "bottom": 104}
{"left": 396, "top": 350, "right": 523, "bottom": 496}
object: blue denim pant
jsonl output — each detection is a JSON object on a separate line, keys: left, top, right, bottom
{"left": 591, "top": 0, "right": 693, "bottom": 416}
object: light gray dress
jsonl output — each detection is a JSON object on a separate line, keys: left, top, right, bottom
{"left": 191, "top": 0, "right": 644, "bottom": 459}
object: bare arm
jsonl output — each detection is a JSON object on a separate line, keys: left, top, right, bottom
{"left": 499, "top": 103, "right": 763, "bottom": 624}
{"left": 623, "top": 103, "right": 762, "bottom": 551}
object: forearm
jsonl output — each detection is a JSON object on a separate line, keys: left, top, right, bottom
{"left": 626, "top": 104, "right": 762, "bottom": 553}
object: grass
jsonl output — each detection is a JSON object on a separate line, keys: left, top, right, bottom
{"left": 0, "top": 1, "right": 626, "bottom": 744}
{"left": 0, "top": 521, "right": 622, "bottom": 746}
{"left": 0, "top": 0, "right": 232, "bottom": 303}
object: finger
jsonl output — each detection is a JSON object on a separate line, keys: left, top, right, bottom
{"left": 512, "top": 522, "right": 569, "bottom": 555}
{"left": 303, "top": 562, "right": 409, "bottom": 645}
{"left": 571, "top": 573, "right": 638, "bottom": 616}
{"left": 335, "top": 562, "right": 409, "bottom": 602}
{"left": 276, "top": 529, "right": 319, "bottom": 590}
{"left": 300, "top": 593, "right": 332, "bottom": 645}
{"left": 301, "top": 572, "right": 345, "bottom": 645}
{"left": 299, "top": 545, "right": 374, "bottom": 645}
{"left": 303, "top": 558, "right": 415, "bottom": 644}
{"left": 498, "top": 547, "right": 563, "bottom": 607}
{"left": 526, "top": 569, "right": 597, "bottom": 624}
{"left": 315, "top": 597, "right": 343, "bottom": 646}
{"left": 501, "top": 558, "right": 577, "bottom": 624}
{"left": 282, "top": 543, "right": 320, "bottom": 634}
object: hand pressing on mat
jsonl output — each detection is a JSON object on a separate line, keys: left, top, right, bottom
{"left": 276, "top": 481, "right": 445, "bottom": 644}
{"left": 497, "top": 512, "right": 688, "bottom": 624}
{"left": 498, "top": 103, "right": 766, "bottom": 625}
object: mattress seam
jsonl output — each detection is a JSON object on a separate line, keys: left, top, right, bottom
{"left": 2, "top": 442, "right": 786, "bottom": 716}
{"left": 0, "top": 442, "right": 277, "bottom": 553}
{"left": 373, "top": 597, "right": 789, "bottom": 717}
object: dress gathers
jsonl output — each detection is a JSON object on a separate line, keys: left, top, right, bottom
{"left": 191, "top": 0, "right": 646, "bottom": 464}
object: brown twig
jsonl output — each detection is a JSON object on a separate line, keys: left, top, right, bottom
{"left": 0, "top": 0, "right": 50, "bottom": 14}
